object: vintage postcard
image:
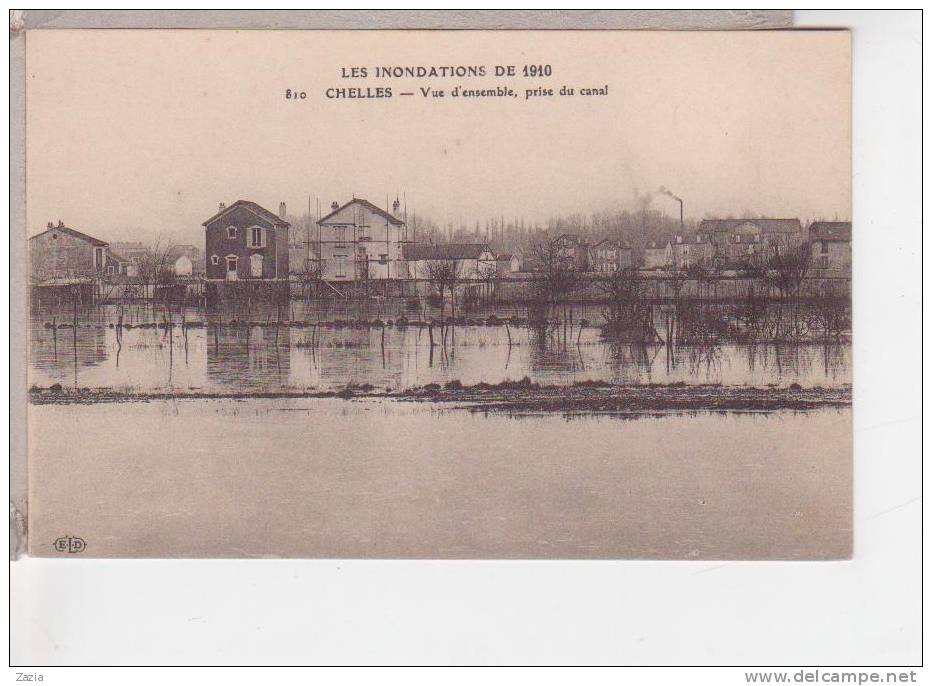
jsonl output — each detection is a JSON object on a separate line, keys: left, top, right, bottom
{"left": 20, "top": 28, "right": 851, "bottom": 559}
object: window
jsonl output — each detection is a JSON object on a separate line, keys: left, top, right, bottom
{"left": 379, "top": 254, "right": 388, "bottom": 265}
{"left": 334, "top": 227, "right": 346, "bottom": 243}
{"left": 225, "top": 255, "right": 238, "bottom": 280}
{"left": 227, "top": 226, "right": 237, "bottom": 239}
{"left": 107, "top": 265, "right": 115, "bottom": 275}
{"left": 250, "top": 227, "right": 264, "bottom": 248}
{"left": 250, "top": 253, "right": 263, "bottom": 277}
{"left": 335, "top": 255, "right": 347, "bottom": 277}
{"left": 210, "top": 255, "right": 220, "bottom": 266}
{"left": 94, "top": 247, "right": 104, "bottom": 269}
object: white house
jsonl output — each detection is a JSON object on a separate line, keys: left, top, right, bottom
{"left": 402, "top": 243, "right": 497, "bottom": 280}
{"left": 316, "top": 197, "right": 407, "bottom": 281}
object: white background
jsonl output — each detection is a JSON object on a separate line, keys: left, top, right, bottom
{"left": 6, "top": 9, "right": 923, "bottom": 678}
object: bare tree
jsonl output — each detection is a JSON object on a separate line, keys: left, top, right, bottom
{"left": 295, "top": 257, "right": 321, "bottom": 303}
{"left": 766, "top": 246, "right": 813, "bottom": 340}
{"left": 530, "top": 240, "right": 579, "bottom": 322}
{"left": 596, "top": 267, "right": 657, "bottom": 342}
{"left": 423, "top": 258, "right": 462, "bottom": 328}
{"left": 767, "top": 246, "right": 812, "bottom": 302}
{"left": 135, "top": 239, "right": 176, "bottom": 301}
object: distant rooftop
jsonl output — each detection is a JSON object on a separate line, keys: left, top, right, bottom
{"left": 402, "top": 243, "right": 491, "bottom": 261}
{"left": 809, "top": 221, "right": 851, "bottom": 241}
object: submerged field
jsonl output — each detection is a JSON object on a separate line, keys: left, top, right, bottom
{"left": 28, "top": 398, "right": 852, "bottom": 559}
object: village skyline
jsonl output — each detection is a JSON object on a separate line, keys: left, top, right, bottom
{"left": 25, "top": 30, "right": 850, "bottom": 247}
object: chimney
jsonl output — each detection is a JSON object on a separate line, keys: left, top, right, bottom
{"left": 392, "top": 197, "right": 400, "bottom": 215}
{"left": 218, "top": 202, "right": 226, "bottom": 212}
{"left": 47, "top": 221, "right": 53, "bottom": 229}
{"left": 278, "top": 201, "right": 286, "bottom": 220}
{"left": 331, "top": 201, "right": 339, "bottom": 211}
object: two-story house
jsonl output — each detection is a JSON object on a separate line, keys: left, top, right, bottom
{"left": 316, "top": 197, "right": 407, "bottom": 281}
{"left": 808, "top": 221, "right": 851, "bottom": 272}
{"left": 670, "top": 235, "right": 714, "bottom": 270}
{"left": 30, "top": 221, "right": 113, "bottom": 281}
{"left": 203, "top": 200, "right": 289, "bottom": 281}
{"left": 588, "top": 239, "right": 633, "bottom": 273}
{"left": 552, "top": 234, "right": 590, "bottom": 271}
{"left": 698, "top": 218, "right": 802, "bottom": 265}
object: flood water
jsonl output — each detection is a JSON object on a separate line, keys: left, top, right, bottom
{"left": 28, "top": 399, "right": 852, "bottom": 559}
{"left": 28, "top": 304, "right": 851, "bottom": 392}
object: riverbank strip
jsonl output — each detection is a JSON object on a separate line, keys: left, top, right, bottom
{"left": 28, "top": 380, "right": 851, "bottom": 414}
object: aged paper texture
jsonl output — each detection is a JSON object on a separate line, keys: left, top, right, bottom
{"left": 23, "top": 29, "right": 851, "bottom": 559}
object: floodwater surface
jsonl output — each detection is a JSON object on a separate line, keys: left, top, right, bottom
{"left": 28, "top": 308, "right": 851, "bottom": 392}
{"left": 28, "top": 399, "right": 852, "bottom": 559}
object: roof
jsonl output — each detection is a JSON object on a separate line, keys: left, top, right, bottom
{"left": 30, "top": 225, "right": 108, "bottom": 247}
{"left": 402, "top": 243, "right": 492, "bottom": 261}
{"left": 202, "top": 200, "right": 290, "bottom": 228}
{"left": 167, "top": 244, "right": 200, "bottom": 260}
{"left": 107, "top": 251, "right": 129, "bottom": 263}
{"left": 645, "top": 241, "right": 667, "bottom": 250}
{"left": 809, "top": 221, "right": 851, "bottom": 241}
{"left": 318, "top": 198, "right": 404, "bottom": 227}
{"left": 497, "top": 253, "right": 514, "bottom": 260}
{"left": 591, "top": 239, "right": 632, "bottom": 251}
{"left": 553, "top": 233, "right": 585, "bottom": 245}
{"left": 699, "top": 218, "right": 802, "bottom": 234}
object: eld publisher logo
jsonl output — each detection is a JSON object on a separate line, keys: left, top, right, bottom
{"left": 53, "top": 535, "right": 86, "bottom": 554}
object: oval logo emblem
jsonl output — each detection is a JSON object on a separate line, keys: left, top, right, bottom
{"left": 53, "top": 535, "right": 86, "bottom": 554}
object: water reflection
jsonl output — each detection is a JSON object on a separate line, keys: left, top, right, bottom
{"left": 28, "top": 306, "right": 852, "bottom": 393}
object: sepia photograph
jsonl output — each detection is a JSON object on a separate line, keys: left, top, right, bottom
{"left": 8, "top": 7, "right": 925, "bottom": 675}
{"left": 18, "top": 27, "right": 855, "bottom": 561}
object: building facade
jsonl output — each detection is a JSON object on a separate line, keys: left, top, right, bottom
{"left": 552, "top": 234, "right": 590, "bottom": 271}
{"left": 203, "top": 200, "right": 290, "bottom": 281}
{"left": 808, "top": 221, "right": 851, "bottom": 272}
{"left": 670, "top": 235, "right": 714, "bottom": 270}
{"left": 402, "top": 243, "right": 497, "bottom": 281}
{"left": 588, "top": 239, "right": 633, "bottom": 273}
{"left": 698, "top": 218, "right": 802, "bottom": 265}
{"left": 167, "top": 245, "right": 202, "bottom": 276}
{"left": 642, "top": 241, "right": 671, "bottom": 270}
{"left": 29, "top": 221, "right": 111, "bottom": 281}
{"left": 315, "top": 198, "right": 407, "bottom": 281}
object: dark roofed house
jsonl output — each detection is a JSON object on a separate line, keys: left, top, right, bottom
{"left": 203, "top": 200, "right": 289, "bottom": 281}
{"left": 670, "top": 234, "right": 714, "bottom": 270}
{"left": 698, "top": 218, "right": 803, "bottom": 263}
{"left": 495, "top": 253, "right": 519, "bottom": 275}
{"left": 551, "top": 233, "right": 590, "bottom": 271}
{"left": 808, "top": 221, "right": 851, "bottom": 272}
{"left": 589, "top": 239, "right": 633, "bottom": 273}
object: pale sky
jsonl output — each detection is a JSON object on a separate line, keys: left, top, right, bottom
{"left": 26, "top": 29, "right": 850, "bottom": 245}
